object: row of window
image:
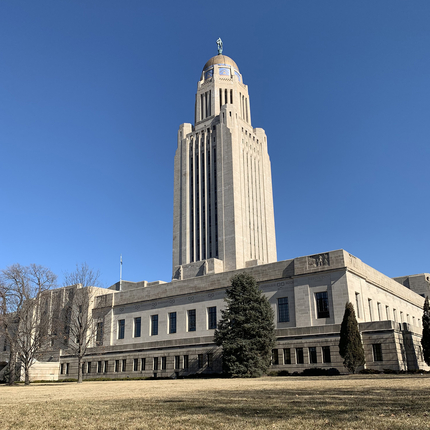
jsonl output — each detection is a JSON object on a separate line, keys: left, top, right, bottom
{"left": 117, "top": 307, "right": 217, "bottom": 339}
{"left": 272, "top": 344, "right": 384, "bottom": 365}
{"left": 277, "top": 292, "right": 330, "bottom": 323}
{"left": 272, "top": 347, "right": 332, "bottom": 365}
{"left": 59, "top": 354, "right": 215, "bottom": 375}
{"left": 357, "top": 293, "right": 420, "bottom": 325}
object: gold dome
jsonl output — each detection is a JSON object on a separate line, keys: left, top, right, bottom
{"left": 202, "top": 55, "right": 239, "bottom": 72}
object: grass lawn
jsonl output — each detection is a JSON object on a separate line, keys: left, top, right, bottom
{"left": 1, "top": 375, "right": 430, "bottom": 429}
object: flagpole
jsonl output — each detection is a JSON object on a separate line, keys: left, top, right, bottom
{"left": 120, "top": 254, "right": 123, "bottom": 291}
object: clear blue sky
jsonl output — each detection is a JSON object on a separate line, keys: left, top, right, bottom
{"left": 1, "top": 1, "right": 429, "bottom": 288}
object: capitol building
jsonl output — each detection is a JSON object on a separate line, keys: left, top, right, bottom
{"left": 2, "top": 43, "right": 429, "bottom": 380}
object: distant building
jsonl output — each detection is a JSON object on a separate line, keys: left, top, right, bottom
{"left": 1, "top": 46, "right": 429, "bottom": 381}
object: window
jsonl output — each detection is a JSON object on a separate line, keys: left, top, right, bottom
{"left": 115, "top": 360, "right": 120, "bottom": 372}
{"left": 66, "top": 363, "right": 70, "bottom": 375}
{"left": 151, "top": 315, "right": 158, "bottom": 336}
{"left": 87, "top": 362, "right": 92, "bottom": 373}
{"left": 368, "top": 299, "right": 373, "bottom": 321}
{"left": 184, "top": 355, "right": 189, "bottom": 370}
{"left": 278, "top": 297, "right": 289, "bottom": 322}
{"left": 118, "top": 319, "right": 125, "bottom": 339}
{"left": 296, "top": 348, "right": 304, "bottom": 364}
{"left": 122, "top": 359, "right": 126, "bottom": 372}
{"left": 103, "top": 361, "right": 108, "bottom": 373}
{"left": 315, "top": 292, "right": 330, "bottom": 318}
{"left": 134, "top": 317, "right": 141, "bottom": 338}
{"left": 60, "top": 363, "right": 64, "bottom": 374}
{"left": 207, "top": 353, "right": 213, "bottom": 369}
{"left": 355, "top": 293, "right": 360, "bottom": 318}
{"left": 373, "top": 344, "right": 383, "bottom": 361}
{"left": 174, "top": 356, "right": 180, "bottom": 369}
{"left": 134, "top": 358, "right": 139, "bottom": 371}
{"left": 188, "top": 309, "right": 196, "bottom": 332}
{"left": 272, "top": 349, "right": 279, "bottom": 365}
{"left": 400, "top": 311, "right": 403, "bottom": 323}
{"left": 82, "top": 363, "right": 85, "bottom": 375}
{"left": 377, "top": 302, "right": 382, "bottom": 321}
{"left": 141, "top": 358, "right": 146, "bottom": 371}
{"left": 96, "top": 321, "right": 103, "bottom": 346}
{"left": 161, "top": 357, "right": 166, "bottom": 370}
{"left": 309, "top": 347, "right": 317, "bottom": 364}
{"left": 283, "top": 348, "right": 291, "bottom": 365}
{"left": 97, "top": 361, "right": 102, "bottom": 373}
{"left": 169, "top": 312, "right": 177, "bottom": 334}
{"left": 386, "top": 306, "right": 390, "bottom": 320}
{"left": 198, "top": 354, "right": 204, "bottom": 368}
{"left": 393, "top": 308, "right": 397, "bottom": 322}
{"left": 208, "top": 307, "right": 217, "bottom": 329}
{"left": 322, "top": 346, "right": 331, "bottom": 363}
{"left": 153, "top": 357, "right": 159, "bottom": 371}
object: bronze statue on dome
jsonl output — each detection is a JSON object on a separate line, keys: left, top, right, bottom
{"left": 216, "top": 38, "right": 223, "bottom": 55}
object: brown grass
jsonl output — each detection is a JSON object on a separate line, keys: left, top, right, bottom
{"left": 1, "top": 375, "right": 430, "bottom": 429}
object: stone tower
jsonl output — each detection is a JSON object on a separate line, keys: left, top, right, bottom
{"left": 172, "top": 44, "right": 276, "bottom": 280}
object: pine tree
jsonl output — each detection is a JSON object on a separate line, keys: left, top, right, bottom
{"left": 339, "top": 302, "right": 365, "bottom": 373}
{"left": 421, "top": 296, "right": 430, "bottom": 365}
{"left": 214, "top": 273, "right": 276, "bottom": 377}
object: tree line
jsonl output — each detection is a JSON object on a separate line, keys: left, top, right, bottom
{"left": 0, "top": 262, "right": 101, "bottom": 385}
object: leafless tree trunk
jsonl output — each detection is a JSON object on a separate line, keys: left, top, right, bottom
{"left": 61, "top": 263, "right": 102, "bottom": 384}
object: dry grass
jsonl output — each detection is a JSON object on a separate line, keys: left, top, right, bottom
{"left": 1, "top": 375, "right": 430, "bottom": 429}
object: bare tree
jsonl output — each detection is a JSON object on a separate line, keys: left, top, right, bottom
{"left": 0, "top": 264, "right": 57, "bottom": 385}
{"left": 62, "top": 263, "right": 102, "bottom": 383}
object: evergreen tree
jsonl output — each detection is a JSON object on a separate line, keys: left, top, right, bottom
{"left": 214, "top": 273, "right": 276, "bottom": 377}
{"left": 339, "top": 302, "right": 365, "bottom": 373}
{"left": 421, "top": 296, "right": 430, "bottom": 365}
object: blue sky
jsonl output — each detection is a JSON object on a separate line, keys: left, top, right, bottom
{"left": 1, "top": 1, "right": 429, "bottom": 288}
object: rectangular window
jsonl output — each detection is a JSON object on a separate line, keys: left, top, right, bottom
{"left": 355, "top": 293, "right": 360, "bottom": 318}
{"left": 208, "top": 307, "right": 217, "bottom": 329}
{"left": 174, "top": 356, "right": 180, "bottom": 369}
{"left": 153, "top": 357, "right": 159, "bottom": 371}
{"left": 141, "top": 358, "right": 146, "bottom": 371}
{"left": 315, "top": 292, "right": 330, "bottom": 318}
{"left": 296, "top": 347, "right": 304, "bottom": 364}
{"left": 309, "top": 347, "right": 317, "bottom": 364}
{"left": 198, "top": 354, "right": 204, "bottom": 368}
{"left": 97, "top": 361, "right": 102, "bottom": 373}
{"left": 66, "top": 363, "right": 70, "bottom": 375}
{"left": 134, "top": 317, "right": 141, "bottom": 338}
{"left": 207, "top": 353, "right": 213, "bottom": 369}
{"left": 60, "top": 363, "right": 64, "bottom": 374}
{"left": 169, "top": 312, "right": 177, "bottom": 334}
{"left": 368, "top": 299, "right": 373, "bottom": 321}
{"left": 373, "top": 344, "right": 383, "bottom": 361}
{"left": 161, "top": 357, "right": 166, "bottom": 370}
{"left": 188, "top": 309, "right": 196, "bottom": 332}
{"left": 82, "top": 363, "right": 85, "bottom": 375}
{"left": 393, "top": 308, "right": 397, "bottom": 322}
{"left": 96, "top": 322, "right": 103, "bottom": 346}
{"left": 322, "top": 346, "right": 331, "bottom": 363}
{"left": 134, "top": 358, "right": 139, "bottom": 371}
{"left": 400, "top": 311, "right": 403, "bottom": 323}
{"left": 115, "top": 360, "right": 119, "bottom": 372}
{"left": 283, "top": 348, "right": 291, "bottom": 365}
{"left": 122, "top": 359, "right": 126, "bottom": 372}
{"left": 151, "top": 315, "right": 158, "bottom": 336}
{"left": 103, "top": 361, "right": 108, "bottom": 373}
{"left": 184, "top": 355, "right": 189, "bottom": 370}
{"left": 377, "top": 302, "right": 382, "bottom": 321}
{"left": 278, "top": 297, "right": 289, "bottom": 322}
{"left": 87, "top": 362, "right": 92, "bottom": 373}
{"left": 386, "top": 306, "right": 390, "bottom": 320}
{"left": 272, "top": 349, "right": 279, "bottom": 365}
{"left": 118, "top": 319, "right": 125, "bottom": 339}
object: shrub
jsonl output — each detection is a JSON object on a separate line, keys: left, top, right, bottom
{"left": 359, "top": 368, "right": 381, "bottom": 374}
